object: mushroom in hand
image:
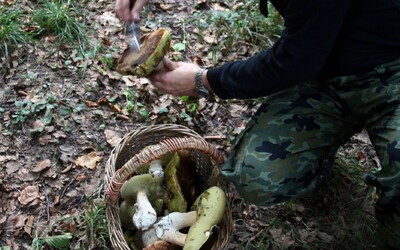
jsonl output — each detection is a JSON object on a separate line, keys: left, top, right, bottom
{"left": 117, "top": 28, "right": 171, "bottom": 77}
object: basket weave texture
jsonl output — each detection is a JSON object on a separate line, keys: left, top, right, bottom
{"left": 105, "top": 124, "right": 233, "bottom": 250}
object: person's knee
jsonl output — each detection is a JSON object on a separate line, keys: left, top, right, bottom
{"left": 222, "top": 157, "right": 320, "bottom": 206}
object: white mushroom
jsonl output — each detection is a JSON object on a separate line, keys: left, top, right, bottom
{"left": 155, "top": 211, "right": 197, "bottom": 246}
{"left": 132, "top": 189, "right": 157, "bottom": 230}
{"left": 149, "top": 160, "right": 164, "bottom": 179}
{"left": 120, "top": 173, "right": 164, "bottom": 230}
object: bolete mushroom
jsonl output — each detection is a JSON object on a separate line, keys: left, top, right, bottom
{"left": 149, "top": 160, "right": 164, "bottom": 179}
{"left": 119, "top": 200, "right": 137, "bottom": 230}
{"left": 117, "top": 28, "right": 171, "bottom": 77}
{"left": 133, "top": 189, "right": 157, "bottom": 230}
{"left": 155, "top": 211, "right": 197, "bottom": 246}
{"left": 183, "top": 186, "right": 227, "bottom": 250}
{"left": 120, "top": 173, "right": 164, "bottom": 230}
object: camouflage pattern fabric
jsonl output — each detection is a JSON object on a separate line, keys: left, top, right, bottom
{"left": 221, "top": 57, "right": 400, "bottom": 249}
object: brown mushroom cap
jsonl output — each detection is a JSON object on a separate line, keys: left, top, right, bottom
{"left": 143, "top": 240, "right": 180, "bottom": 250}
{"left": 117, "top": 28, "right": 171, "bottom": 77}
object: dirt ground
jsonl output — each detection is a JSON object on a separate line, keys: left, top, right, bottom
{"left": 0, "top": 0, "right": 380, "bottom": 249}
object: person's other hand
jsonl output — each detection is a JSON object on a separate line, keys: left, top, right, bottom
{"left": 115, "top": 0, "right": 149, "bottom": 23}
{"left": 149, "top": 58, "right": 206, "bottom": 97}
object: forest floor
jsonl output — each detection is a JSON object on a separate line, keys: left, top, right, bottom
{"left": 0, "top": 0, "right": 380, "bottom": 249}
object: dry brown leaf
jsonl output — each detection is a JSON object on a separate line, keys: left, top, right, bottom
{"left": 53, "top": 195, "right": 60, "bottom": 206}
{"left": 269, "top": 228, "right": 282, "bottom": 240}
{"left": 159, "top": 3, "right": 173, "bottom": 11}
{"left": 108, "top": 103, "right": 122, "bottom": 113}
{"left": 24, "top": 215, "right": 34, "bottom": 237}
{"left": 84, "top": 99, "right": 99, "bottom": 108}
{"left": 38, "top": 134, "right": 52, "bottom": 145}
{"left": 75, "top": 151, "right": 102, "bottom": 169}
{"left": 75, "top": 173, "right": 89, "bottom": 182}
{"left": 317, "top": 232, "right": 334, "bottom": 242}
{"left": 104, "top": 129, "right": 122, "bottom": 147}
{"left": 31, "top": 159, "right": 51, "bottom": 173}
{"left": 53, "top": 130, "right": 67, "bottom": 139}
{"left": 0, "top": 155, "right": 17, "bottom": 163}
{"left": 61, "top": 164, "right": 74, "bottom": 173}
{"left": 5, "top": 161, "right": 20, "bottom": 175}
{"left": 0, "top": 214, "right": 6, "bottom": 231}
{"left": 18, "top": 185, "right": 40, "bottom": 205}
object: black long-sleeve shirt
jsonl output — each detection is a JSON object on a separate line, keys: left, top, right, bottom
{"left": 207, "top": 0, "right": 400, "bottom": 99}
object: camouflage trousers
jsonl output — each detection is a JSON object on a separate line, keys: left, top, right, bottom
{"left": 221, "top": 58, "right": 400, "bottom": 249}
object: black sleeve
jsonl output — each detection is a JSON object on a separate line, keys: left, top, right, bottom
{"left": 207, "top": 0, "right": 352, "bottom": 99}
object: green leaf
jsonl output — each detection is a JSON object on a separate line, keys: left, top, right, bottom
{"left": 43, "top": 108, "right": 53, "bottom": 125}
{"left": 59, "top": 106, "right": 73, "bottom": 117}
{"left": 158, "top": 107, "right": 168, "bottom": 114}
{"left": 139, "top": 109, "right": 149, "bottom": 119}
{"left": 45, "top": 233, "right": 73, "bottom": 249}
{"left": 172, "top": 42, "right": 186, "bottom": 52}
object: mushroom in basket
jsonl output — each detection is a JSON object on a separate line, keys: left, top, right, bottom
{"left": 142, "top": 186, "right": 227, "bottom": 249}
{"left": 119, "top": 172, "right": 165, "bottom": 230}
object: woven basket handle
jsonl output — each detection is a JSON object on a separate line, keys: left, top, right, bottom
{"left": 106, "top": 136, "right": 225, "bottom": 204}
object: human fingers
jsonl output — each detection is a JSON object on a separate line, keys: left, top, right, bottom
{"left": 162, "top": 57, "right": 178, "bottom": 71}
{"left": 115, "top": 0, "right": 132, "bottom": 22}
{"left": 131, "top": 0, "right": 149, "bottom": 22}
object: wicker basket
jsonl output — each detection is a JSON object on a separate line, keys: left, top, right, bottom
{"left": 105, "top": 124, "right": 233, "bottom": 250}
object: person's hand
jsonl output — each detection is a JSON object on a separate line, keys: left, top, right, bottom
{"left": 115, "top": 0, "right": 149, "bottom": 23}
{"left": 149, "top": 58, "right": 210, "bottom": 97}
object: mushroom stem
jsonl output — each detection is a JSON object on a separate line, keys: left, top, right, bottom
{"left": 133, "top": 189, "right": 157, "bottom": 230}
{"left": 149, "top": 160, "right": 164, "bottom": 178}
{"left": 155, "top": 211, "right": 197, "bottom": 246}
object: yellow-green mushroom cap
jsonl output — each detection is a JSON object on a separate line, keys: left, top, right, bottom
{"left": 120, "top": 173, "right": 163, "bottom": 205}
{"left": 183, "top": 186, "right": 227, "bottom": 250}
{"left": 117, "top": 28, "right": 171, "bottom": 77}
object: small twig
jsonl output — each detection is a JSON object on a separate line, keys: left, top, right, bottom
{"left": 60, "top": 178, "right": 75, "bottom": 199}
{"left": 17, "top": 90, "right": 28, "bottom": 96}
{"left": 204, "top": 135, "right": 226, "bottom": 140}
{"left": 44, "top": 185, "right": 51, "bottom": 222}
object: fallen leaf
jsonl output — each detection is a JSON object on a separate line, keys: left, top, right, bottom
{"left": 269, "top": 228, "right": 282, "bottom": 240}
{"left": 24, "top": 215, "right": 34, "bottom": 237}
{"left": 104, "top": 129, "right": 122, "bottom": 147}
{"left": 159, "top": 3, "right": 173, "bottom": 11}
{"left": 83, "top": 99, "right": 99, "bottom": 108}
{"left": 75, "top": 173, "right": 89, "bottom": 182}
{"left": 108, "top": 103, "right": 122, "bottom": 113}
{"left": 31, "top": 159, "right": 51, "bottom": 173}
{"left": 6, "top": 161, "right": 20, "bottom": 175}
{"left": 75, "top": 151, "right": 102, "bottom": 169}
{"left": 18, "top": 185, "right": 40, "bottom": 205}
{"left": 0, "top": 155, "right": 17, "bottom": 163}
{"left": 318, "top": 232, "right": 334, "bottom": 242}
{"left": 10, "top": 214, "right": 27, "bottom": 228}
{"left": 38, "top": 134, "right": 52, "bottom": 145}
